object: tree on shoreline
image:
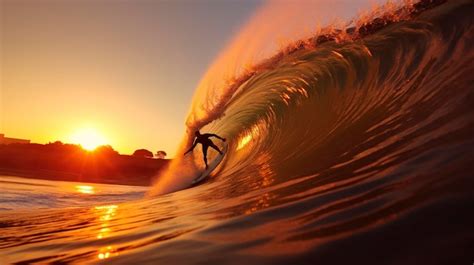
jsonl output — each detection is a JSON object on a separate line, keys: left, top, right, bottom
{"left": 155, "top": 150, "right": 167, "bottom": 159}
{"left": 132, "top": 149, "right": 153, "bottom": 158}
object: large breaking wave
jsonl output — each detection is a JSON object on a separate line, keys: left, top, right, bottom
{"left": 150, "top": 0, "right": 474, "bottom": 196}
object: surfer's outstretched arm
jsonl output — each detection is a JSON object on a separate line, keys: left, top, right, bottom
{"left": 209, "top": 134, "right": 226, "bottom": 141}
{"left": 184, "top": 140, "right": 197, "bottom": 155}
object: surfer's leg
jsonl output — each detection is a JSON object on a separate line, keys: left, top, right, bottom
{"left": 202, "top": 145, "right": 209, "bottom": 169}
{"left": 209, "top": 143, "right": 223, "bottom": 155}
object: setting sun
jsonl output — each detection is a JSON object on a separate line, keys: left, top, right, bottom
{"left": 69, "top": 128, "right": 108, "bottom": 151}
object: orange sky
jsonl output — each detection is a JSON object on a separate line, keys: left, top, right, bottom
{"left": 0, "top": 0, "right": 260, "bottom": 156}
{"left": 1, "top": 0, "right": 386, "bottom": 157}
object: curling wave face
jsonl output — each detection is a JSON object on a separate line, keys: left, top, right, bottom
{"left": 1, "top": 1, "right": 474, "bottom": 264}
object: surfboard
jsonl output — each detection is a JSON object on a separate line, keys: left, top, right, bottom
{"left": 192, "top": 144, "right": 228, "bottom": 185}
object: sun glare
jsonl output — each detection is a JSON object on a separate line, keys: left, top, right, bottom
{"left": 75, "top": 185, "right": 95, "bottom": 194}
{"left": 70, "top": 128, "right": 107, "bottom": 151}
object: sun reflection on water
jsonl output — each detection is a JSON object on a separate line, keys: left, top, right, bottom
{"left": 75, "top": 185, "right": 95, "bottom": 194}
{"left": 97, "top": 205, "right": 117, "bottom": 222}
{"left": 236, "top": 134, "right": 253, "bottom": 151}
{"left": 245, "top": 153, "right": 275, "bottom": 215}
{"left": 236, "top": 123, "right": 262, "bottom": 151}
{"left": 95, "top": 205, "right": 119, "bottom": 260}
{"left": 98, "top": 245, "right": 117, "bottom": 260}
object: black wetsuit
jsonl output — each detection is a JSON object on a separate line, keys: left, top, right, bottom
{"left": 185, "top": 133, "right": 224, "bottom": 168}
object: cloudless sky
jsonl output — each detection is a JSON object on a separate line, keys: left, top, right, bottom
{"left": 1, "top": 0, "right": 387, "bottom": 157}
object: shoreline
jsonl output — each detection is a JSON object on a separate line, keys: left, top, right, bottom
{"left": 0, "top": 142, "right": 171, "bottom": 187}
{"left": 0, "top": 168, "right": 155, "bottom": 187}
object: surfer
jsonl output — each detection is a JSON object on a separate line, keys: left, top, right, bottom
{"left": 184, "top": 130, "right": 226, "bottom": 169}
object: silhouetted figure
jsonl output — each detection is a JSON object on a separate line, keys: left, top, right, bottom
{"left": 184, "top": 131, "right": 226, "bottom": 169}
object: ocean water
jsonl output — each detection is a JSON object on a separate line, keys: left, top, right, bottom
{"left": 1, "top": 0, "right": 474, "bottom": 264}
{"left": 0, "top": 176, "right": 147, "bottom": 211}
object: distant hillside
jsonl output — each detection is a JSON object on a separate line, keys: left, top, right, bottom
{"left": 0, "top": 142, "right": 170, "bottom": 186}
